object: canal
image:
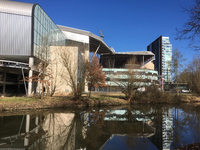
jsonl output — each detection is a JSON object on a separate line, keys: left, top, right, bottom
{"left": 0, "top": 104, "right": 200, "bottom": 150}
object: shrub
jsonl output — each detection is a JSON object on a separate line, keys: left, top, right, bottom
{"left": 131, "top": 90, "right": 184, "bottom": 104}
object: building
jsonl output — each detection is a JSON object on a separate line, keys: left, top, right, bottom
{"left": 147, "top": 36, "right": 172, "bottom": 82}
{"left": 99, "top": 51, "right": 158, "bottom": 92}
{"left": 0, "top": 0, "right": 113, "bottom": 96}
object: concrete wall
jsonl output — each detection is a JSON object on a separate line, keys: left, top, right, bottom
{"left": 49, "top": 46, "right": 78, "bottom": 96}
{"left": 49, "top": 43, "right": 89, "bottom": 96}
{"left": 141, "top": 61, "right": 154, "bottom": 70}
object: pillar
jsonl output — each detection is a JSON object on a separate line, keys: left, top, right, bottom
{"left": 84, "top": 44, "right": 89, "bottom": 93}
{"left": 24, "top": 114, "right": 30, "bottom": 146}
{"left": 2, "top": 72, "right": 6, "bottom": 95}
{"left": 143, "top": 56, "right": 144, "bottom": 65}
{"left": 28, "top": 57, "right": 34, "bottom": 96}
{"left": 35, "top": 115, "right": 39, "bottom": 134}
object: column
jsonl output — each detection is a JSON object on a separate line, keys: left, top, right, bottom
{"left": 84, "top": 44, "right": 89, "bottom": 93}
{"left": 2, "top": 72, "right": 6, "bottom": 95}
{"left": 24, "top": 114, "right": 30, "bottom": 146}
{"left": 35, "top": 115, "right": 39, "bottom": 134}
{"left": 28, "top": 57, "right": 34, "bottom": 96}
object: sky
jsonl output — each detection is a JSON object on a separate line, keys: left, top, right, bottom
{"left": 15, "top": 0, "right": 198, "bottom": 64}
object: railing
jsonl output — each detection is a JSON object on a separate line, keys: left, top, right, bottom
{"left": 0, "top": 59, "right": 29, "bottom": 70}
{"left": 140, "top": 56, "right": 155, "bottom": 67}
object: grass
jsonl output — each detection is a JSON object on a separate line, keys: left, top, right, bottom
{"left": 0, "top": 92, "right": 200, "bottom": 111}
{"left": 0, "top": 96, "right": 40, "bottom": 102}
{"left": 89, "top": 93, "right": 126, "bottom": 101}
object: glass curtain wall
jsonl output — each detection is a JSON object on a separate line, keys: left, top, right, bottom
{"left": 33, "top": 5, "right": 66, "bottom": 61}
{"left": 162, "top": 37, "right": 172, "bottom": 82}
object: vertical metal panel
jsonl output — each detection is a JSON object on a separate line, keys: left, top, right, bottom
{"left": 0, "top": 1, "right": 33, "bottom": 16}
{"left": 0, "top": 12, "right": 32, "bottom": 55}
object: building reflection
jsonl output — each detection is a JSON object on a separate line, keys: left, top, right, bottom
{"left": 0, "top": 107, "right": 174, "bottom": 150}
{"left": 162, "top": 108, "right": 173, "bottom": 150}
{"left": 80, "top": 107, "right": 173, "bottom": 150}
{"left": 0, "top": 113, "right": 76, "bottom": 150}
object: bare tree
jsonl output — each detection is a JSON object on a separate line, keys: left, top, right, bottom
{"left": 48, "top": 47, "right": 63, "bottom": 96}
{"left": 176, "top": 0, "right": 200, "bottom": 50}
{"left": 186, "top": 54, "right": 200, "bottom": 94}
{"left": 114, "top": 57, "right": 142, "bottom": 103}
{"left": 171, "top": 48, "right": 187, "bottom": 95}
{"left": 59, "top": 45, "right": 87, "bottom": 100}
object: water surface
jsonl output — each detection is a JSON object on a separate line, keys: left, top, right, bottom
{"left": 0, "top": 104, "right": 200, "bottom": 150}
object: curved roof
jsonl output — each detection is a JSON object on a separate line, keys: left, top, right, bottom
{"left": 0, "top": 0, "right": 34, "bottom": 16}
{"left": 114, "top": 51, "right": 155, "bottom": 55}
{"left": 57, "top": 25, "right": 114, "bottom": 54}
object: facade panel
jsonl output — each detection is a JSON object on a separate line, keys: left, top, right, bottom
{"left": 0, "top": 12, "right": 32, "bottom": 56}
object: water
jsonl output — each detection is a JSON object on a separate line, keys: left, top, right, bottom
{"left": 0, "top": 104, "right": 200, "bottom": 150}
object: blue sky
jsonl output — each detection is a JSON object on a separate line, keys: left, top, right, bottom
{"left": 15, "top": 0, "right": 197, "bottom": 64}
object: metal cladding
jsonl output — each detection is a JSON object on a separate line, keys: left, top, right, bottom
{"left": 0, "top": 0, "right": 34, "bottom": 16}
{"left": 0, "top": 1, "right": 34, "bottom": 58}
{"left": 0, "top": 0, "right": 67, "bottom": 63}
{"left": 0, "top": 13, "right": 32, "bottom": 56}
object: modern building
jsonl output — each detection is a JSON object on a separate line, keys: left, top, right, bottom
{"left": 147, "top": 36, "right": 172, "bottom": 82}
{"left": 0, "top": 0, "right": 113, "bottom": 96}
{"left": 99, "top": 51, "right": 158, "bottom": 92}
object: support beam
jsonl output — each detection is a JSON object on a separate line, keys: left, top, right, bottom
{"left": 84, "top": 44, "right": 89, "bottom": 93}
{"left": 94, "top": 42, "right": 101, "bottom": 55}
{"left": 35, "top": 115, "right": 39, "bottom": 134}
{"left": 21, "top": 67, "right": 27, "bottom": 95}
{"left": 91, "top": 42, "right": 101, "bottom": 61}
{"left": 113, "top": 57, "right": 115, "bottom": 68}
{"left": 143, "top": 56, "right": 144, "bottom": 65}
{"left": 24, "top": 114, "right": 30, "bottom": 146}
{"left": 28, "top": 57, "right": 34, "bottom": 96}
{"left": 2, "top": 72, "right": 6, "bottom": 95}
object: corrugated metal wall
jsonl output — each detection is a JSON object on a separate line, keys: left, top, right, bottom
{"left": 0, "top": 12, "right": 32, "bottom": 56}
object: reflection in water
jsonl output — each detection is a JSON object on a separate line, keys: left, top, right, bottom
{"left": 0, "top": 113, "right": 76, "bottom": 150}
{"left": 42, "top": 113, "right": 75, "bottom": 150}
{"left": 0, "top": 104, "right": 200, "bottom": 150}
{"left": 162, "top": 108, "right": 173, "bottom": 150}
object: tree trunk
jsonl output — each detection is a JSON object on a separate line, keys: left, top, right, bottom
{"left": 89, "top": 90, "right": 91, "bottom": 98}
{"left": 177, "top": 83, "right": 179, "bottom": 95}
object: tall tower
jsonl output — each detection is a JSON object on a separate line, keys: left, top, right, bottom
{"left": 147, "top": 36, "right": 172, "bottom": 82}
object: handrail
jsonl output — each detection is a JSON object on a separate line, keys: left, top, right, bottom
{"left": 0, "top": 59, "right": 29, "bottom": 70}
{"left": 141, "top": 56, "right": 155, "bottom": 67}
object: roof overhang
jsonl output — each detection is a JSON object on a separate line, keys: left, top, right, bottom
{"left": 57, "top": 25, "right": 114, "bottom": 54}
{"left": 103, "top": 51, "right": 155, "bottom": 56}
{"left": 101, "top": 51, "right": 155, "bottom": 61}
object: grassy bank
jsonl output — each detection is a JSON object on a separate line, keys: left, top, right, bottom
{"left": 0, "top": 92, "right": 200, "bottom": 111}
{"left": 0, "top": 93, "right": 128, "bottom": 111}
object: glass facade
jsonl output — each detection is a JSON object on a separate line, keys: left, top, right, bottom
{"left": 33, "top": 5, "right": 66, "bottom": 61}
{"left": 162, "top": 37, "right": 172, "bottom": 82}
{"left": 147, "top": 36, "right": 172, "bottom": 82}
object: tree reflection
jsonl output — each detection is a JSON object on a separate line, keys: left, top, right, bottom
{"left": 25, "top": 113, "right": 76, "bottom": 150}
{"left": 1, "top": 105, "right": 200, "bottom": 150}
{"left": 171, "top": 105, "right": 200, "bottom": 149}
{"left": 81, "top": 109, "right": 107, "bottom": 149}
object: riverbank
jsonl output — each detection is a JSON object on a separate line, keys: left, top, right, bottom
{"left": 0, "top": 93, "right": 128, "bottom": 111}
{"left": 0, "top": 93, "right": 200, "bottom": 111}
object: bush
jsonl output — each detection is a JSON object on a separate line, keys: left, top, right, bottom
{"left": 131, "top": 90, "right": 184, "bottom": 104}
